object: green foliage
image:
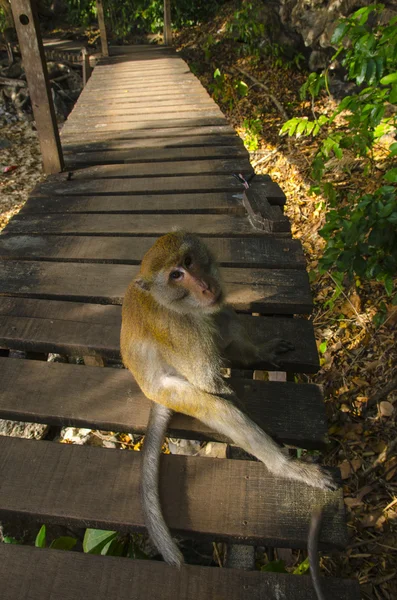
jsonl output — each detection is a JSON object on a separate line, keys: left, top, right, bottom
{"left": 35, "top": 525, "right": 46, "bottom": 548}
{"left": 3, "top": 536, "right": 20, "bottom": 544}
{"left": 83, "top": 528, "right": 149, "bottom": 558}
{"left": 261, "top": 559, "right": 287, "bottom": 573}
{"left": 280, "top": 4, "right": 397, "bottom": 297}
{"left": 226, "top": 1, "right": 265, "bottom": 56}
{"left": 64, "top": 0, "right": 96, "bottom": 25}
{"left": 0, "top": 8, "right": 7, "bottom": 32}
{"left": 62, "top": 0, "right": 228, "bottom": 36}
{"left": 293, "top": 557, "right": 310, "bottom": 575}
{"left": 242, "top": 118, "right": 262, "bottom": 151}
{"left": 210, "top": 69, "right": 248, "bottom": 110}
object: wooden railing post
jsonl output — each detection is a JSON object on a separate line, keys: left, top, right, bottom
{"left": 163, "top": 0, "right": 172, "bottom": 46}
{"left": 81, "top": 48, "right": 92, "bottom": 86}
{"left": 10, "top": 0, "right": 64, "bottom": 174}
{"left": 96, "top": 0, "right": 109, "bottom": 57}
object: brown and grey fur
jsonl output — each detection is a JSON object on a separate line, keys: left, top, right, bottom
{"left": 121, "top": 231, "right": 337, "bottom": 567}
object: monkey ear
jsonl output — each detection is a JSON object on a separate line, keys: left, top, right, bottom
{"left": 134, "top": 277, "right": 151, "bottom": 291}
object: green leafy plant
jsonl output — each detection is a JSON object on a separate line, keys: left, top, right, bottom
{"left": 280, "top": 4, "right": 397, "bottom": 298}
{"left": 35, "top": 525, "right": 77, "bottom": 551}
{"left": 225, "top": 0, "right": 265, "bottom": 56}
{"left": 242, "top": 117, "right": 262, "bottom": 151}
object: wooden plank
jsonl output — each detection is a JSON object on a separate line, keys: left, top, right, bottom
{"left": 62, "top": 135, "right": 243, "bottom": 152}
{"left": 75, "top": 90, "right": 213, "bottom": 103}
{"left": 0, "top": 546, "right": 360, "bottom": 600}
{"left": 72, "top": 89, "right": 212, "bottom": 102}
{"left": 0, "top": 235, "right": 307, "bottom": 270}
{"left": 0, "top": 357, "right": 326, "bottom": 449}
{"left": 18, "top": 192, "right": 246, "bottom": 214}
{"left": 75, "top": 97, "right": 215, "bottom": 109}
{"left": 84, "top": 73, "right": 200, "bottom": 87}
{"left": 45, "top": 160, "right": 253, "bottom": 179}
{"left": 28, "top": 175, "right": 249, "bottom": 197}
{"left": 243, "top": 189, "right": 290, "bottom": 232}
{"left": 250, "top": 177, "right": 287, "bottom": 207}
{"left": 0, "top": 298, "right": 320, "bottom": 371}
{"left": 67, "top": 109, "right": 224, "bottom": 125}
{"left": 3, "top": 214, "right": 271, "bottom": 236}
{"left": 64, "top": 146, "right": 248, "bottom": 167}
{"left": 0, "top": 436, "right": 345, "bottom": 548}
{"left": 72, "top": 103, "right": 218, "bottom": 118}
{"left": 11, "top": 0, "right": 63, "bottom": 174}
{"left": 61, "top": 117, "right": 228, "bottom": 133}
{"left": 0, "top": 261, "right": 311, "bottom": 313}
{"left": 61, "top": 125, "right": 236, "bottom": 140}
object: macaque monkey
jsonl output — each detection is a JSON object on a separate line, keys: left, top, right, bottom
{"left": 121, "top": 231, "right": 337, "bottom": 567}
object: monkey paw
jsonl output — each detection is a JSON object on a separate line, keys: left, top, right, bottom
{"left": 261, "top": 338, "right": 295, "bottom": 368}
{"left": 312, "top": 466, "right": 340, "bottom": 491}
{"left": 271, "top": 338, "right": 295, "bottom": 355}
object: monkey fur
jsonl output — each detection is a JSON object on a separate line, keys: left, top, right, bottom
{"left": 121, "top": 231, "right": 337, "bottom": 567}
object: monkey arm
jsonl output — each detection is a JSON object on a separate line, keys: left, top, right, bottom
{"left": 214, "top": 306, "right": 295, "bottom": 369}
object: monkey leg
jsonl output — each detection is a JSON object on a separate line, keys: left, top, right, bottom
{"left": 142, "top": 401, "right": 184, "bottom": 568}
{"left": 155, "top": 376, "right": 337, "bottom": 491}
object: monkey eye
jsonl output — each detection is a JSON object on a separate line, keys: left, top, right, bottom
{"left": 184, "top": 255, "right": 192, "bottom": 268}
{"left": 170, "top": 270, "right": 183, "bottom": 281}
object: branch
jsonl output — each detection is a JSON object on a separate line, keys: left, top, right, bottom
{"left": 0, "top": 76, "right": 26, "bottom": 87}
{"left": 233, "top": 66, "right": 289, "bottom": 121}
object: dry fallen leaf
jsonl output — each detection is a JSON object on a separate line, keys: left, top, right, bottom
{"left": 339, "top": 460, "right": 351, "bottom": 480}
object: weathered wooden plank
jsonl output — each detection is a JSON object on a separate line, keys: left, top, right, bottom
{"left": 11, "top": 0, "right": 63, "bottom": 174}
{"left": 61, "top": 125, "right": 236, "bottom": 140}
{"left": 62, "top": 135, "right": 243, "bottom": 152}
{"left": 28, "top": 176, "right": 249, "bottom": 197}
{"left": 85, "top": 76, "right": 202, "bottom": 90}
{"left": 85, "top": 73, "right": 201, "bottom": 87}
{"left": 18, "top": 192, "right": 245, "bottom": 214}
{"left": 250, "top": 177, "right": 287, "bottom": 207}
{"left": 3, "top": 214, "right": 270, "bottom": 236}
{"left": 61, "top": 116, "right": 228, "bottom": 133}
{"left": 0, "top": 298, "right": 320, "bottom": 371}
{"left": 0, "top": 436, "right": 344, "bottom": 548}
{"left": 0, "top": 261, "right": 311, "bottom": 313}
{"left": 75, "top": 91, "right": 213, "bottom": 105}
{"left": 72, "top": 103, "right": 217, "bottom": 118}
{"left": 75, "top": 98, "right": 215, "bottom": 111}
{"left": 0, "top": 545, "right": 361, "bottom": 600}
{"left": 72, "top": 89, "right": 213, "bottom": 103}
{"left": 0, "top": 357, "right": 325, "bottom": 448}
{"left": 243, "top": 189, "right": 290, "bottom": 232}
{"left": 64, "top": 146, "right": 248, "bottom": 167}
{"left": 66, "top": 110, "right": 224, "bottom": 127}
{"left": 46, "top": 160, "right": 253, "bottom": 180}
{"left": 0, "top": 235, "right": 307, "bottom": 270}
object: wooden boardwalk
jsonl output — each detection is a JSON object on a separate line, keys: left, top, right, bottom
{"left": 0, "top": 46, "right": 359, "bottom": 599}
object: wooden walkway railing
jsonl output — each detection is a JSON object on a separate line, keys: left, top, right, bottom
{"left": 0, "top": 45, "right": 359, "bottom": 599}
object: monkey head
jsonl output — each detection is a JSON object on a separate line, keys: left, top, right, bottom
{"left": 135, "top": 231, "right": 224, "bottom": 314}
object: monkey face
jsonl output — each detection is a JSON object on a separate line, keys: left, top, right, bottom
{"left": 136, "top": 231, "right": 224, "bottom": 314}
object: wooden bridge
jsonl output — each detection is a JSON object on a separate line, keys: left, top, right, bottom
{"left": 0, "top": 40, "right": 360, "bottom": 599}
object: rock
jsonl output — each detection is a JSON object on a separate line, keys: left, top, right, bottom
{"left": 0, "top": 420, "right": 48, "bottom": 439}
{"left": 379, "top": 401, "right": 394, "bottom": 417}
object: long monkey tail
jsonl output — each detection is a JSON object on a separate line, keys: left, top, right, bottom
{"left": 308, "top": 509, "right": 326, "bottom": 600}
{"left": 141, "top": 401, "right": 184, "bottom": 567}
